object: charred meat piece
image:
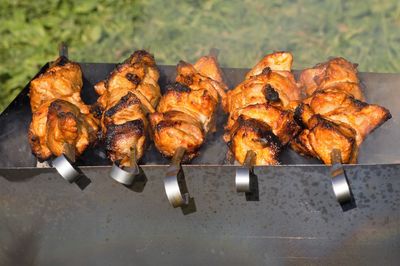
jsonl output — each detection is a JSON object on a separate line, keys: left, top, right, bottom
{"left": 156, "top": 83, "right": 217, "bottom": 132}
{"left": 29, "top": 100, "right": 98, "bottom": 161}
{"left": 305, "top": 90, "right": 391, "bottom": 145}
{"left": 28, "top": 57, "right": 99, "bottom": 161}
{"left": 228, "top": 118, "right": 282, "bottom": 165}
{"left": 150, "top": 54, "right": 227, "bottom": 160}
{"left": 150, "top": 111, "right": 204, "bottom": 160}
{"left": 299, "top": 57, "right": 364, "bottom": 100}
{"left": 225, "top": 103, "right": 300, "bottom": 145}
{"left": 95, "top": 50, "right": 161, "bottom": 167}
{"left": 291, "top": 104, "right": 357, "bottom": 164}
{"left": 96, "top": 50, "right": 160, "bottom": 114}
{"left": 224, "top": 66, "right": 300, "bottom": 113}
{"left": 29, "top": 56, "right": 90, "bottom": 114}
{"left": 224, "top": 52, "right": 301, "bottom": 165}
{"left": 105, "top": 120, "right": 146, "bottom": 166}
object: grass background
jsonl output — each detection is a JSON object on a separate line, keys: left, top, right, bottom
{"left": 0, "top": 0, "right": 399, "bottom": 111}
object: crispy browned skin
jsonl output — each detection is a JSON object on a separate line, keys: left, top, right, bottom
{"left": 245, "top": 51, "right": 294, "bottom": 79}
{"left": 299, "top": 57, "right": 364, "bottom": 100}
{"left": 150, "top": 55, "right": 227, "bottom": 160}
{"left": 28, "top": 57, "right": 98, "bottom": 161}
{"left": 30, "top": 56, "right": 90, "bottom": 114}
{"left": 225, "top": 103, "right": 300, "bottom": 145}
{"left": 228, "top": 118, "right": 282, "bottom": 165}
{"left": 291, "top": 104, "right": 358, "bottom": 164}
{"left": 224, "top": 52, "right": 301, "bottom": 165}
{"left": 305, "top": 90, "right": 391, "bottom": 145}
{"left": 95, "top": 50, "right": 160, "bottom": 167}
{"left": 292, "top": 57, "right": 391, "bottom": 164}
{"left": 157, "top": 83, "right": 217, "bottom": 132}
{"left": 224, "top": 67, "right": 300, "bottom": 113}
{"left": 29, "top": 100, "right": 98, "bottom": 161}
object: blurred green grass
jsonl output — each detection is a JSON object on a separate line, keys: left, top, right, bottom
{"left": 1, "top": 0, "right": 399, "bottom": 111}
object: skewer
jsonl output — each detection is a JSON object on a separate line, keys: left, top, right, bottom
{"left": 109, "top": 146, "right": 140, "bottom": 186}
{"left": 50, "top": 43, "right": 84, "bottom": 185}
{"left": 164, "top": 147, "right": 191, "bottom": 208}
{"left": 330, "top": 149, "right": 354, "bottom": 206}
{"left": 50, "top": 43, "right": 90, "bottom": 189}
{"left": 235, "top": 150, "right": 256, "bottom": 192}
{"left": 59, "top": 42, "right": 68, "bottom": 58}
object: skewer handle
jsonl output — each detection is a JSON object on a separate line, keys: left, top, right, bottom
{"left": 110, "top": 147, "right": 140, "bottom": 186}
{"left": 52, "top": 154, "right": 80, "bottom": 183}
{"left": 330, "top": 149, "right": 353, "bottom": 205}
{"left": 59, "top": 42, "right": 68, "bottom": 58}
{"left": 235, "top": 150, "right": 256, "bottom": 192}
{"left": 209, "top": 48, "right": 220, "bottom": 58}
{"left": 164, "top": 147, "right": 190, "bottom": 208}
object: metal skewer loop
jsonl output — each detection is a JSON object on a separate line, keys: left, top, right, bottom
{"left": 110, "top": 147, "right": 140, "bottom": 186}
{"left": 164, "top": 147, "right": 190, "bottom": 208}
{"left": 235, "top": 150, "right": 256, "bottom": 192}
{"left": 330, "top": 149, "right": 353, "bottom": 205}
{"left": 52, "top": 143, "right": 80, "bottom": 183}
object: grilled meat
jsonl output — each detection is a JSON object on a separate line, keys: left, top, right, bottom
{"left": 224, "top": 52, "right": 301, "bottom": 165}
{"left": 225, "top": 103, "right": 300, "bottom": 145}
{"left": 150, "top": 54, "right": 227, "bottom": 160}
{"left": 299, "top": 57, "right": 364, "bottom": 100}
{"left": 292, "top": 57, "right": 391, "bottom": 164}
{"left": 28, "top": 57, "right": 98, "bottom": 161}
{"left": 95, "top": 50, "right": 161, "bottom": 167}
{"left": 29, "top": 56, "right": 90, "bottom": 114}
{"left": 304, "top": 90, "right": 391, "bottom": 145}
{"left": 292, "top": 103, "right": 358, "bottom": 164}
{"left": 224, "top": 67, "right": 300, "bottom": 113}
{"left": 228, "top": 117, "right": 282, "bottom": 165}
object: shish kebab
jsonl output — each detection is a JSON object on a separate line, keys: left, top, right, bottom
{"left": 94, "top": 50, "right": 161, "bottom": 185}
{"left": 223, "top": 51, "right": 301, "bottom": 166}
{"left": 149, "top": 53, "right": 227, "bottom": 207}
{"left": 28, "top": 56, "right": 99, "bottom": 183}
{"left": 292, "top": 57, "right": 391, "bottom": 164}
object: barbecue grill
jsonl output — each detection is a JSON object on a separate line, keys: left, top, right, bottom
{"left": 0, "top": 49, "right": 399, "bottom": 265}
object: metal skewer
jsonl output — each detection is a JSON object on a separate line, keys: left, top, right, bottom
{"left": 110, "top": 147, "right": 140, "bottom": 186}
{"left": 164, "top": 147, "right": 191, "bottom": 208}
{"left": 51, "top": 43, "right": 90, "bottom": 188}
{"left": 51, "top": 44, "right": 74, "bottom": 181}
{"left": 235, "top": 150, "right": 256, "bottom": 192}
{"left": 330, "top": 149, "right": 354, "bottom": 206}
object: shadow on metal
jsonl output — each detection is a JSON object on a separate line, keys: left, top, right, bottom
{"left": 123, "top": 167, "right": 148, "bottom": 193}
{"left": 245, "top": 171, "right": 259, "bottom": 201}
{"left": 181, "top": 196, "right": 197, "bottom": 215}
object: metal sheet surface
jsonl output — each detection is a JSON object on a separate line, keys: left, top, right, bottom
{"left": 0, "top": 63, "right": 398, "bottom": 167}
{"left": 0, "top": 165, "right": 399, "bottom": 265}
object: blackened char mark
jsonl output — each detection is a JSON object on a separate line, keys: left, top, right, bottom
{"left": 294, "top": 103, "right": 306, "bottom": 128}
{"left": 105, "top": 119, "right": 145, "bottom": 153}
{"left": 90, "top": 103, "right": 103, "bottom": 119}
{"left": 166, "top": 82, "right": 191, "bottom": 93}
{"left": 104, "top": 92, "right": 141, "bottom": 118}
{"left": 155, "top": 119, "right": 182, "bottom": 132}
{"left": 125, "top": 73, "right": 141, "bottom": 85}
{"left": 234, "top": 116, "right": 282, "bottom": 150}
{"left": 262, "top": 67, "right": 271, "bottom": 75}
{"left": 264, "top": 84, "right": 280, "bottom": 103}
